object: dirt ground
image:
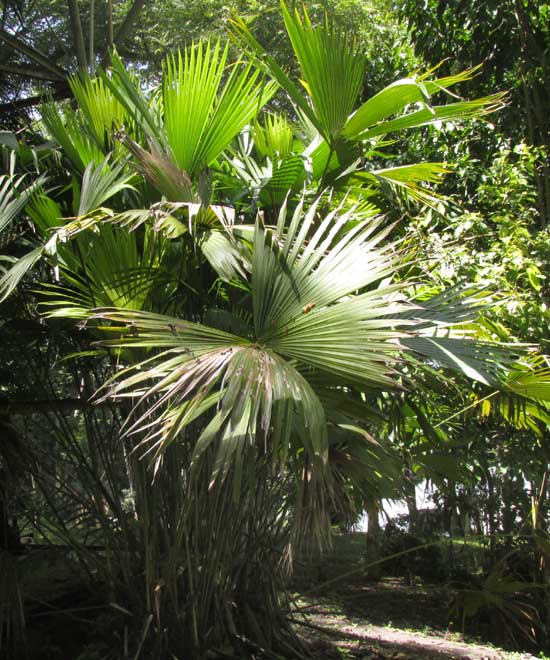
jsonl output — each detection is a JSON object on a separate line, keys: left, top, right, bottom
{"left": 294, "top": 588, "right": 540, "bottom": 659}
{"left": 291, "top": 533, "right": 543, "bottom": 660}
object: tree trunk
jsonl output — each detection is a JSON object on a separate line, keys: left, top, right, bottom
{"left": 487, "top": 471, "right": 497, "bottom": 557}
{"left": 68, "top": 0, "right": 88, "bottom": 71}
{"left": 365, "top": 498, "right": 382, "bottom": 580}
{"left": 501, "top": 474, "right": 515, "bottom": 549}
{"left": 114, "top": 0, "right": 146, "bottom": 46}
{"left": 404, "top": 468, "right": 418, "bottom": 533}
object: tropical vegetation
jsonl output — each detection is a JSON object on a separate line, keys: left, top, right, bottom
{"left": 1, "top": 1, "right": 550, "bottom": 658}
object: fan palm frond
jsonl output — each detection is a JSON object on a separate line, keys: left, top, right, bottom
{"left": 103, "top": 51, "right": 164, "bottom": 144}
{"left": 68, "top": 200, "right": 408, "bottom": 495}
{"left": 41, "top": 102, "right": 105, "bottom": 171}
{"left": 254, "top": 113, "right": 295, "bottom": 160}
{"left": 163, "top": 41, "right": 277, "bottom": 176}
{"left": 69, "top": 72, "right": 129, "bottom": 150}
{"left": 76, "top": 157, "right": 136, "bottom": 215}
{"left": 0, "top": 173, "right": 45, "bottom": 235}
{"left": 281, "top": 4, "right": 365, "bottom": 141}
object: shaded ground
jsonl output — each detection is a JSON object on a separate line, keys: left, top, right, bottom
{"left": 292, "top": 533, "right": 542, "bottom": 660}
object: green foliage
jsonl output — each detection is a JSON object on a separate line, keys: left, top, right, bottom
{"left": 412, "top": 142, "right": 550, "bottom": 348}
{"left": 381, "top": 526, "right": 447, "bottom": 582}
{"left": 395, "top": 0, "right": 550, "bottom": 224}
{"left": 450, "top": 560, "right": 541, "bottom": 647}
{"left": 1, "top": 3, "right": 549, "bottom": 657}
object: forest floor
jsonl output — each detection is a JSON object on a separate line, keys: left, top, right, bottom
{"left": 292, "top": 533, "right": 542, "bottom": 660}
{"left": 15, "top": 533, "right": 545, "bottom": 659}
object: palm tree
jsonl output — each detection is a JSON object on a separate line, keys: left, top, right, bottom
{"left": 1, "top": 5, "right": 548, "bottom": 657}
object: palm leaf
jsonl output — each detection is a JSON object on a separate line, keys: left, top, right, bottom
{"left": 103, "top": 50, "right": 164, "bottom": 144}
{"left": 26, "top": 194, "right": 63, "bottom": 233}
{"left": 359, "top": 162, "right": 451, "bottom": 208}
{"left": 231, "top": 14, "right": 324, "bottom": 135}
{"left": 163, "top": 42, "right": 227, "bottom": 174}
{"left": 260, "top": 155, "right": 306, "bottom": 206}
{"left": 349, "top": 94, "right": 506, "bottom": 141}
{"left": 77, "top": 157, "right": 136, "bottom": 215}
{"left": 122, "top": 136, "right": 194, "bottom": 202}
{"left": 401, "top": 336, "right": 522, "bottom": 387}
{"left": 0, "top": 173, "right": 46, "bottom": 235}
{"left": 0, "top": 244, "right": 46, "bottom": 302}
{"left": 116, "top": 201, "right": 246, "bottom": 281}
{"left": 40, "top": 102, "right": 104, "bottom": 171}
{"left": 85, "top": 197, "right": 416, "bottom": 466}
{"left": 280, "top": 3, "right": 365, "bottom": 141}
{"left": 163, "top": 41, "right": 276, "bottom": 176}
{"left": 254, "top": 113, "right": 295, "bottom": 159}
{"left": 342, "top": 66, "right": 505, "bottom": 139}
{"left": 69, "top": 72, "right": 128, "bottom": 149}
{"left": 89, "top": 309, "right": 329, "bottom": 483}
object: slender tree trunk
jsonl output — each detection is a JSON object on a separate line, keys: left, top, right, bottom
{"left": 487, "top": 471, "right": 497, "bottom": 557}
{"left": 68, "top": 0, "right": 88, "bottom": 71}
{"left": 404, "top": 467, "right": 418, "bottom": 533}
{"left": 513, "top": 0, "right": 550, "bottom": 225}
{"left": 460, "top": 489, "right": 473, "bottom": 537}
{"left": 106, "top": 0, "right": 114, "bottom": 59}
{"left": 501, "top": 474, "right": 515, "bottom": 549}
{"left": 530, "top": 468, "right": 550, "bottom": 647}
{"left": 365, "top": 498, "right": 382, "bottom": 580}
{"left": 89, "top": 0, "right": 95, "bottom": 76}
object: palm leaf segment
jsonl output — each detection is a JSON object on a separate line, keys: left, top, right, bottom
{"left": 0, "top": 173, "right": 46, "bottom": 236}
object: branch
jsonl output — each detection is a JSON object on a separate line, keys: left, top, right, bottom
{"left": 0, "top": 30, "right": 66, "bottom": 80}
{"left": 0, "top": 86, "right": 71, "bottom": 114}
{"left": 0, "top": 398, "right": 113, "bottom": 415}
{"left": 101, "top": 0, "right": 145, "bottom": 68}
{"left": 114, "top": 0, "right": 146, "bottom": 46}
{"left": 0, "top": 63, "right": 60, "bottom": 81}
